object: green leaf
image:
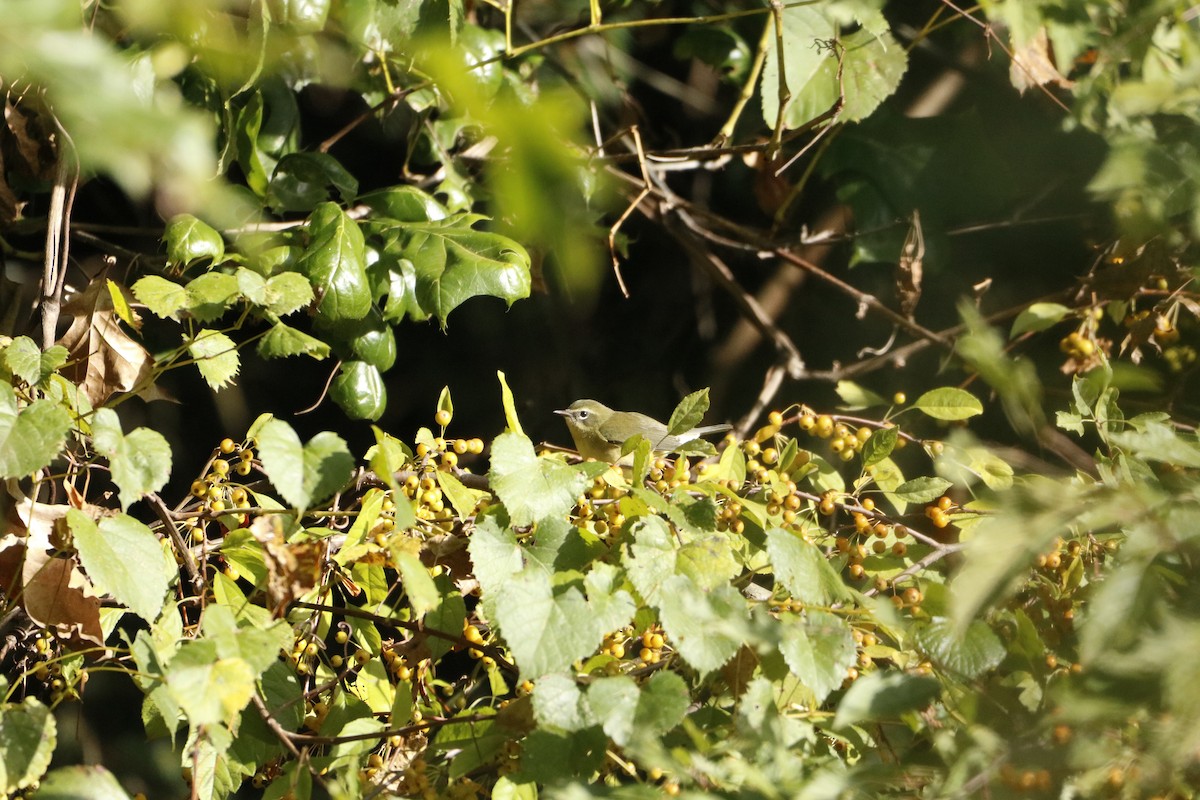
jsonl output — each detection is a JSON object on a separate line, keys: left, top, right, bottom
{"left": 493, "top": 566, "right": 633, "bottom": 679}
{"left": 911, "top": 387, "right": 983, "bottom": 420}
{"left": 1010, "top": 302, "right": 1071, "bottom": 339}
{"left": 360, "top": 186, "right": 448, "bottom": 222}
{"left": 914, "top": 618, "right": 1005, "bottom": 679}
{"left": 90, "top": 408, "right": 172, "bottom": 509}
{"left": 185, "top": 272, "right": 241, "bottom": 322}
{"left": 297, "top": 202, "right": 370, "bottom": 322}
{"left": 520, "top": 727, "right": 607, "bottom": 785}
{"left": 621, "top": 516, "right": 676, "bottom": 606}
{"left": 436, "top": 468, "right": 488, "bottom": 518}
{"left": 667, "top": 388, "right": 711, "bottom": 436}
{"left": 263, "top": 271, "right": 314, "bottom": 316}
{"left": 188, "top": 328, "right": 240, "bottom": 390}
{"left": 765, "top": 525, "right": 850, "bottom": 605}
{"left": 31, "top": 766, "right": 132, "bottom": 800}
{"left": 0, "top": 382, "right": 71, "bottom": 479}
{"left": 68, "top": 510, "right": 172, "bottom": 623}
{"left": 761, "top": 5, "right": 836, "bottom": 129}
{"left": 533, "top": 673, "right": 593, "bottom": 732}
{"left": 391, "top": 546, "right": 439, "bottom": 618}
{"left": 587, "top": 671, "right": 689, "bottom": 747}
{"left": 2, "top": 337, "right": 44, "bottom": 385}
{"left": 267, "top": 152, "right": 358, "bottom": 213}
{"left": 780, "top": 610, "right": 858, "bottom": 704}
{"left": 257, "top": 322, "right": 330, "bottom": 360}
{"left": 658, "top": 577, "right": 744, "bottom": 674}
{"left": 256, "top": 418, "right": 354, "bottom": 510}
{"left": 165, "top": 641, "right": 256, "bottom": 726}
{"left": 836, "top": 380, "right": 887, "bottom": 409}
{"left": 0, "top": 698, "right": 55, "bottom": 794}
{"left": 861, "top": 425, "right": 898, "bottom": 466}
{"left": 833, "top": 670, "right": 941, "bottom": 729}
{"left": 400, "top": 219, "right": 531, "bottom": 325}
{"left": 132, "top": 275, "right": 189, "bottom": 318}
{"left": 894, "top": 476, "right": 953, "bottom": 504}
{"left": 497, "top": 370, "right": 524, "bottom": 435}
{"left": 164, "top": 213, "right": 224, "bottom": 268}
{"left": 235, "top": 266, "right": 267, "bottom": 306}
{"left": 489, "top": 432, "right": 587, "bottom": 527}
{"left": 329, "top": 360, "right": 387, "bottom": 421}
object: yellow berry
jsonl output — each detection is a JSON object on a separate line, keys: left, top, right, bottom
{"left": 219, "top": 438, "right": 236, "bottom": 454}
{"left": 435, "top": 409, "right": 452, "bottom": 427}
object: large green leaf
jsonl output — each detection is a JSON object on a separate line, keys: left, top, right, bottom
{"left": 911, "top": 387, "right": 984, "bottom": 421}
{"left": 2, "top": 337, "right": 67, "bottom": 387}
{"left": 765, "top": 525, "right": 851, "bottom": 606}
{"left": 488, "top": 432, "right": 587, "bottom": 527}
{"left": 779, "top": 610, "right": 857, "bottom": 704}
{"left": 132, "top": 275, "right": 190, "bottom": 319}
{"left": 256, "top": 417, "right": 354, "bottom": 510}
{"left": 914, "top": 618, "right": 1005, "bottom": 679}
{"left": 185, "top": 272, "right": 241, "bottom": 322}
{"left": 587, "top": 671, "right": 689, "bottom": 747}
{"left": 90, "top": 408, "right": 172, "bottom": 509}
{"left": 0, "top": 698, "right": 55, "bottom": 794}
{"left": 165, "top": 640, "right": 256, "bottom": 727}
{"left": 400, "top": 218, "right": 531, "bottom": 325}
{"left": 69, "top": 509, "right": 172, "bottom": 624}
{"left": 30, "top": 766, "right": 130, "bottom": 800}
{"left": 0, "top": 381, "right": 71, "bottom": 479}
{"left": 267, "top": 152, "right": 358, "bottom": 213}
{"left": 657, "top": 576, "right": 744, "bottom": 674}
{"left": 297, "top": 202, "right": 370, "bottom": 322}
{"left": 833, "top": 670, "right": 941, "bottom": 729}
{"left": 256, "top": 322, "right": 330, "bottom": 360}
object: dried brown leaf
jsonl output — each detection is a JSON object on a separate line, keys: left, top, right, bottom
{"left": 1010, "top": 28, "right": 1074, "bottom": 94}
{"left": 21, "top": 548, "right": 104, "bottom": 648}
{"left": 57, "top": 278, "right": 154, "bottom": 406}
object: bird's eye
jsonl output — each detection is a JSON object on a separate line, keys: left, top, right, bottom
{"left": 578, "top": 410, "right": 589, "bottom": 420}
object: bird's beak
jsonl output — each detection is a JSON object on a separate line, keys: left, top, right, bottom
{"left": 553, "top": 409, "right": 570, "bottom": 417}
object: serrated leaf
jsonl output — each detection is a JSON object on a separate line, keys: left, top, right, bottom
{"left": 533, "top": 673, "right": 593, "bottom": 732}
{"left": 185, "top": 272, "right": 241, "bottom": 322}
{"left": 914, "top": 618, "right": 1005, "bottom": 679}
{"left": 2, "top": 336, "right": 42, "bottom": 385}
{"left": 188, "top": 328, "right": 240, "bottom": 390}
{"left": 69, "top": 509, "right": 172, "bottom": 623}
{"left": 765, "top": 525, "right": 850, "bottom": 605}
{"left": 1010, "top": 302, "right": 1071, "bottom": 339}
{"left": 401, "top": 220, "right": 531, "bottom": 325}
{"left": 0, "top": 698, "right": 55, "bottom": 794}
{"left": 489, "top": 432, "right": 586, "bottom": 527}
{"left": 165, "top": 640, "right": 255, "bottom": 726}
{"left": 164, "top": 213, "right": 224, "bottom": 268}
{"left": 132, "top": 275, "right": 190, "bottom": 319}
{"left": 657, "top": 576, "right": 744, "bottom": 674}
{"left": 297, "top": 202, "right": 370, "bottom": 322}
{"left": 263, "top": 271, "right": 314, "bottom": 316}
{"left": 90, "top": 408, "right": 172, "bottom": 509}
{"left": 667, "top": 388, "right": 710, "bottom": 437}
{"left": 257, "top": 322, "right": 330, "bottom": 360}
{"left": 0, "top": 382, "right": 70, "bottom": 479}
{"left": 833, "top": 670, "right": 941, "bottom": 729}
{"left": 861, "top": 425, "right": 897, "bottom": 466}
{"left": 235, "top": 267, "right": 267, "bottom": 306}
{"left": 588, "top": 670, "right": 689, "bottom": 747}
{"left": 912, "top": 387, "right": 983, "bottom": 420}
{"left": 780, "top": 610, "right": 857, "bottom": 704}
{"left": 267, "top": 152, "right": 359, "bottom": 213}
{"left": 256, "top": 417, "right": 353, "bottom": 510}
{"left": 893, "top": 476, "right": 953, "bottom": 503}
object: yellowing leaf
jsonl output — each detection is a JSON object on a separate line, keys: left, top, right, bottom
{"left": 187, "top": 328, "right": 240, "bottom": 390}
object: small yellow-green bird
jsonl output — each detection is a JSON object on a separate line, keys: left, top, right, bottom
{"left": 555, "top": 399, "right": 731, "bottom": 462}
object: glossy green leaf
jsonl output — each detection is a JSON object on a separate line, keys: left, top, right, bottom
{"left": 329, "top": 359, "right": 387, "bottom": 420}
{"left": 489, "top": 431, "right": 587, "bottom": 526}
{"left": 187, "top": 328, "right": 240, "bottom": 390}
{"left": 132, "top": 275, "right": 190, "bottom": 319}
{"left": 256, "top": 417, "right": 354, "bottom": 509}
{"left": 69, "top": 509, "right": 172, "bottom": 623}
{"left": 0, "top": 381, "right": 71, "bottom": 479}
{"left": 861, "top": 425, "right": 898, "bottom": 466}
{"left": 164, "top": 214, "right": 224, "bottom": 268}
{"left": 911, "top": 387, "right": 983, "bottom": 420}
{"left": 400, "top": 219, "right": 531, "bottom": 325}
{"left": 267, "top": 152, "right": 358, "bottom": 213}
{"left": 31, "top": 765, "right": 131, "bottom": 800}
{"left": 297, "top": 202, "right": 370, "bottom": 322}
{"left": 360, "top": 186, "right": 448, "bottom": 222}
{"left": 0, "top": 698, "right": 55, "bottom": 794}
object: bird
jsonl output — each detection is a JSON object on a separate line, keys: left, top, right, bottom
{"left": 555, "top": 399, "right": 731, "bottom": 462}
